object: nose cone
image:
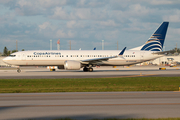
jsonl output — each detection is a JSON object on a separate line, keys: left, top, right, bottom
{"left": 3, "top": 57, "right": 10, "bottom": 64}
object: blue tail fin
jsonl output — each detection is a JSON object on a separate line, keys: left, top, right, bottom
{"left": 141, "top": 22, "right": 169, "bottom": 51}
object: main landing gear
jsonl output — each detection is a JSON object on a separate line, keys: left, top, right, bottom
{"left": 83, "top": 67, "right": 93, "bottom": 72}
{"left": 17, "top": 68, "right": 21, "bottom": 73}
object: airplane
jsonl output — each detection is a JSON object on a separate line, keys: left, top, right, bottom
{"left": 3, "top": 22, "right": 169, "bottom": 73}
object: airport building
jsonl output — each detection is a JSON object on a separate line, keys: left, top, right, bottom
{"left": 152, "top": 55, "right": 180, "bottom": 66}
{"left": 137, "top": 55, "right": 180, "bottom": 66}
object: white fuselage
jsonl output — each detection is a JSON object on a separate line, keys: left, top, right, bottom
{"left": 3, "top": 50, "right": 162, "bottom": 66}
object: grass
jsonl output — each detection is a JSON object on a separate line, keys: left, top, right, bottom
{"left": 0, "top": 77, "right": 180, "bottom": 93}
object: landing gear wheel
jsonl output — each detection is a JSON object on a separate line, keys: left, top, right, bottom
{"left": 83, "top": 67, "right": 93, "bottom": 72}
{"left": 17, "top": 68, "right": 21, "bottom": 73}
{"left": 88, "top": 68, "right": 93, "bottom": 72}
{"left": 83, "top": 67, "right": 88, "bottom": 72}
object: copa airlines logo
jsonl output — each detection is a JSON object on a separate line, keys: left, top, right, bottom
{"left": 33, "top": 52, "right": 61, "bottom": 55}
{"left": 141, "top": 34, "right": 163, "bottom": 51}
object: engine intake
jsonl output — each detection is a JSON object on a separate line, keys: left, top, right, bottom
{"left": 64, "top": 60, "right": 82, "bottom": 70}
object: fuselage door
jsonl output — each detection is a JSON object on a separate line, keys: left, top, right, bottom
{"left": 21, "top": 54, "right": 26, "bottom": 60}
{"left": 140, "top": 52, "right": 144, "bottom": 61}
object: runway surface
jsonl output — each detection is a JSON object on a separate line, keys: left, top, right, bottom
{"left": 1, "top": 66, "right": 180, "bottom": 119}
{"left": 0, "top": 66, "right": 180, "bottom": 79}
{"left": 0, "top": 92, "right": 180, "bottom": 119}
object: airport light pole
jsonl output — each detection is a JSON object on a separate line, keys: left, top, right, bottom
{"left": 16, "top": 40, "right": 18, "bottom": 52}
{"left": 102, "top": 40, "right": 104, "bottom": 50}
{"left": 57, "top": 39, "right": 60, "bottom": 50}
{"left": 50, "top": 40, "right": 52, "bottom": 50}
{"left": 69, "top": 40, "right": 71, "bottom": 50}
{"left": 117, "top": 41, "right": 118, "bottom": 50}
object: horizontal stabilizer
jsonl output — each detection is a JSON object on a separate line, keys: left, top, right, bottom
{"left": 152, "top": 50, "right": 171, "bottom": 55}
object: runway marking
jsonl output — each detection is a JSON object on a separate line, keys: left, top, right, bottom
{"left": 1, "top": 103, "right": 180, "bottom": 108}
{"left": 104, "top": 74, "right": 158, "bottom": 78}
{"left": 0, "top": 92, "right": 180, "bottom": 97}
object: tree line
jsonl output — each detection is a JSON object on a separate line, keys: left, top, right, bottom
{"left": 168, "top": 48, "right": 180, "bottom": 54}
{"left": 1, "top": 47, "right": 24, "bottom": 56}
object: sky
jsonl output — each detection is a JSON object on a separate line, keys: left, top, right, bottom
{"left": 0, "top": 0, "right": 180, "bottom": 52}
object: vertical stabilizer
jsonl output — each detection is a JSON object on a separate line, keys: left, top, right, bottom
{"left": 140, "top": 22, "right": 169, "bottom": 51}
{"left": 130, "top": 22, "right": 169, "bottom": 51}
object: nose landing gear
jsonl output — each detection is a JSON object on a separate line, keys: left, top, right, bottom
{"left": 17, "top": 68, "right": 21, "bottom": 73}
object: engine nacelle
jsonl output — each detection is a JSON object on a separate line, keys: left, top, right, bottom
{"left": 64, "top": 60, "right": 81, "bottom": 70}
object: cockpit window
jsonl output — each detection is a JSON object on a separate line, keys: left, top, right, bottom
{"left": 9, "top": 55, "right": 16, "bottom": 57}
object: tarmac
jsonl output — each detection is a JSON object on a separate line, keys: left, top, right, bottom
{"left": 0, "top": 92, "right": 180, "bottom": 119}
{"left": 0, "top": 66, "right": 180, "bottom": 119}
{"left": 0, "top": 65, "right": 180, "bottom": 79}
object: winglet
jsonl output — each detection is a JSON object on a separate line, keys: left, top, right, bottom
{"left": 119, "top": 47, "right": 126, "bottom": 55}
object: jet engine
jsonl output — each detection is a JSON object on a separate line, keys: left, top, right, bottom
{"left": 64, "top": 60, "right": 82, "bottom": 70}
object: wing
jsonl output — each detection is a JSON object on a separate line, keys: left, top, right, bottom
{"left": 81, "top": 47, "right": 126, "bottom": 65}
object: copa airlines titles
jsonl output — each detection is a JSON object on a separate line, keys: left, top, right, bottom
{"left": 33, "top": 52, "right": 61, "bottom": 55}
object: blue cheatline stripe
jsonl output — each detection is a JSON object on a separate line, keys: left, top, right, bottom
{"left": 144, "top": 45, "right": 162, "bottom": 51}
{"left": 145, "top": 44, "right": 162, "bottom": 50}
{"left": 151, "top": 49, "right": 161, "bottom": 51}
{"left": 141, "top": 42, "right": 162, "bottom": 50}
